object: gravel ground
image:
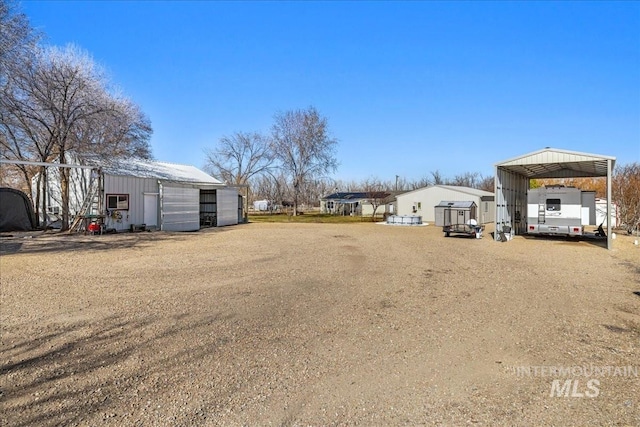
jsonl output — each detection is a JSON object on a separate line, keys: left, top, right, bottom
{"left": 1, "top": 223, "right": 639, "bottom": 426}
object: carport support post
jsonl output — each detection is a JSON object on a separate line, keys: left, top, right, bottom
{"left": 607, "top": 159, "right": 612, "bottom": 250}
{"left": 245, "top": 186, "right": 249, "bottom": 223}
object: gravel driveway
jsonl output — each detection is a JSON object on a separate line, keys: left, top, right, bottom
{"left": 1, "top": 223, "right": 639, "bottom": 426}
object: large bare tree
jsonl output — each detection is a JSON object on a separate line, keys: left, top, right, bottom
{"left": 1, "top": 44, "right": 152, "bottom": 229}
{"left": 270, "top": 106, "right": 338, "bottom": 215}
{"left": 205, "top": 131, "right": 273, "bottom": 185}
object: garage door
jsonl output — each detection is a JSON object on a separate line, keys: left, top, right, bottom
{"left": 216, "top": 188, "right": 239, "bottom": 227}
{"left": 161, "top": 185, "right": 200, "bottom": 231}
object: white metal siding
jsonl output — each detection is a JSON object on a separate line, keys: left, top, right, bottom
{"left": 144, "top": 194, "right": 159, "bottom": 226}
{"left": 103, "top": 175, "right": 157, "bottom": 232}
{"left": 161, "top": 185, "right": 200, "bottom": 231}
{"left": 216, "top": 188, "right": 239, "bottom": 226}
{"left": 495, "top": 167, "right": 528, "bottom": 238}
{"left": 397, "top": 187, "right": 492, "bottom": 223}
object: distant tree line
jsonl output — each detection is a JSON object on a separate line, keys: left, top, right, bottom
{"left": 205, "top": 111, "right": 502, "bottom": 214}
{"left": 332, "top": 171, "right": 495, "bottom": 194}
{"left": 0, "top": 0, "right": 152, "bottom": 229}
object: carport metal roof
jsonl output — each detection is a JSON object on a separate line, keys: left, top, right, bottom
{"left": 494, "top": 148, "right": 617, "bottom": 249}
{"left": 495, "top": 148, "right": 616, "bottom": 179}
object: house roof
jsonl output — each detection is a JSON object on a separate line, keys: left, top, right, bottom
{"left": 88, "top": 157, "right": 224, "bottom": 185}
{"left": 435, "top": 200, "right": 477, "bottom": 208}
{"left": 398, "top": 185, "right": 493, "bottom": 198}
{"left": 495, "top": 147, "right": 616, "bottom": 178}
{"left": 323, "top": 191, "right": 392, "bottom": 201}
{"left": 433, "top": 185, "right": 493, "bottom": 197}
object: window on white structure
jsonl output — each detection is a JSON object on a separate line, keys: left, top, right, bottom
{"left": 107, "top": 194, "right": 129, "bottom": 210}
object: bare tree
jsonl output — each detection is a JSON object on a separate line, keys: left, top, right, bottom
{"left": 0, "top": 0, "right": 39, "bottom": 84}
{"left": 410, "top": 175, "right": 432, "bottom": 190}
{"left": 297, "top": 177, "right": 333, "bottom": 209}
{"left": 270, "top": 106, "right": 338, "bottom": 215}
{"left": 334, "top": 179, "right": 361, "bottom": 192}
{"left": 78, "top": 96, "right": 152, "bottom": 160}
{"left": 449, "top": 171, "right": 480, "bottom": 188}
{"left": 477, "top": 175, "right": 495, "bottom": 192}
{"left": 252, "top": 171, "right": 290, "bottom": 213}
{"left": 205, "top": 131, "right": 273, "bottom": 185}
{"left": 612, "top": 162, "right": 640, "bottom": 233}
{"left": 1, "top": 44, "right": 152, "bottom": 229}
{"left": 1, "top": 53, "right": 58, "bottom": 224}
{"left": 362, "top": 177, "right": 389, "bottom": 221}
{"left": 430, "top": 170, "right": 445, "bottom": 185}
{"left": 0, "top": 0, "right": 41, "bottom": 210}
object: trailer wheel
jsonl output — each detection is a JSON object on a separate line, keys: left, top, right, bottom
{"left": 445, "top": 231, "right": 450, "bottom": 237}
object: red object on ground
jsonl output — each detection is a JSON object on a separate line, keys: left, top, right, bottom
{"left": 88, "top": 222, "right": 101, "bottom": 233}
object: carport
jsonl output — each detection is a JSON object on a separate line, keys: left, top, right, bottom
{"left": 494, "top": 148, "right": 616, "bottom": 249}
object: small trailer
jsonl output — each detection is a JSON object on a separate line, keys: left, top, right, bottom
{"left": 435, "top": 201, "right": 482, "bottom": 237}
{"left": 527, "top": 185, "right": 596, "bottom": 237}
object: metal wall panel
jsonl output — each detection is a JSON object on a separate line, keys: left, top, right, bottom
{"left": 103, "top": 175, "right": 157, "bottom": 231}
{"left": 160, "top": 184, "right": 200, "bottom": 231}
{"left": 396, "top": 187, "right": 493, "bottom": 223}
{"left": 495, "top": 167, "right": 528, "bottom": 239}
{"left": 216, "top": 188, "right": 239, "bottom": 226}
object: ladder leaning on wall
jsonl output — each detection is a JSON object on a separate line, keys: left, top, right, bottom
{"left": 69, "top": 171, "right": 101, "bottom": 233}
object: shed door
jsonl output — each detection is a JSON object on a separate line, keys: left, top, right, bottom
{"left": 161, "top": 185, "right": 200, "bottom": 231}
{"left": 143, "top": 194, "right": 158, "bottom": 227}
{"left": 216, "top": 188, "right": 238, "bottom": 226}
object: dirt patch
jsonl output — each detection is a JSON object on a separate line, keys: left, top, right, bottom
{"left": 1, "top": 223, "right": 639, "bottom": 425}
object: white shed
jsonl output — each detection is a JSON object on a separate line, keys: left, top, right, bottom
{"left": 396, "top": 185, "right": 495, "bottom": 224}
{"left": 36, "top": 157, "right": 240, "bottom": 232}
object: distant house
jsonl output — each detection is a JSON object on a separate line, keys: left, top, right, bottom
{"left": 35, "top": 157, "right": 242, "bottom": 232}
{"left": 320, "top": 191, "right": 399, "bottom": 217}
{"left": 396, "top": 185, "right": 495, "bottom": 224}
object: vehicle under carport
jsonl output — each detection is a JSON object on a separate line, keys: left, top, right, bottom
{"left": 494, "top": 148, "right": 616, "bottom": 249}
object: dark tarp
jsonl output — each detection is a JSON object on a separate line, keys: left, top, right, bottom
{"left": 0, "top": 187, "right": 36, "bottom": 232}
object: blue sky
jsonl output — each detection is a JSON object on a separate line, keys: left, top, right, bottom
{"left": 21, "top": 1, "right": 640, "bottom": 182}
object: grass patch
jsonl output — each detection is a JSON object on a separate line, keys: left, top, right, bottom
{"left": 248, "top": 212, "right": 380, "bottom": 224}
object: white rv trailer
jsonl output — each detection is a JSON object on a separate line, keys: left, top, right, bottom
{"left": 527, "top": 186, "right": 596, "bottom": 237}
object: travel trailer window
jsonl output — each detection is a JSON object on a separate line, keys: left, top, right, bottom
{"left": 107, "top": 194, "right": 129, "bottom": 210}
{"left": 546, "top": 198, "right": 561, "bottom": 211}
